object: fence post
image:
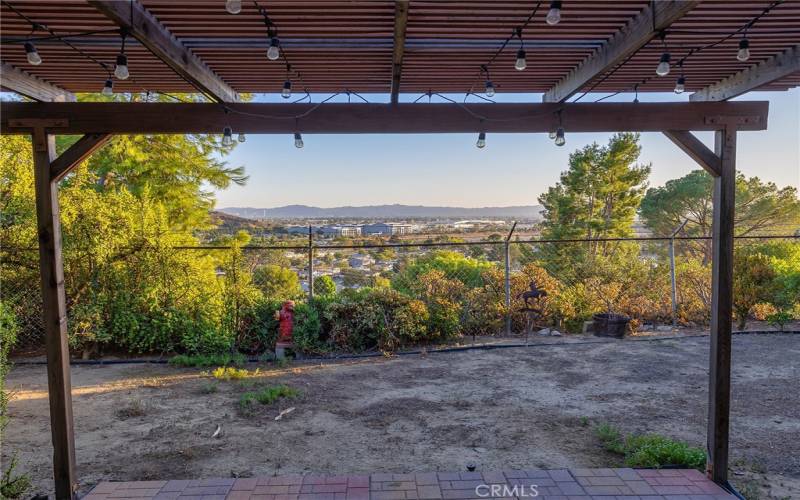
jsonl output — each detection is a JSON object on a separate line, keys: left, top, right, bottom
{"left": 308, "top": 225, "right": 314, "bottom": 300}
{"left": 669, "top": 220, "right": 688, "bottom": 327}
{"left": 504, "top": 221, "right": 517, "bottom": 335}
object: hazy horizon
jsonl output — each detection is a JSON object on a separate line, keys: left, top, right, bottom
{"left": 212, "top": 89, "right": 799, "bottom": 209}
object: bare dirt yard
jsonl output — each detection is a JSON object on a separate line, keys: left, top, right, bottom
{"left": 4, "top": 333, "right": 799, "bottom": 499}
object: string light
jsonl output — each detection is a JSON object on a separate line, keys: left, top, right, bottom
{"left": 294, "top": 132, "right": 304, "bottom": 148}
{"left": 222, "top": 126, "right": 234, "bottom": 146}
{"left": 114, "top": 31, "right": 129, "bottom": 80}
{"left": 515, "top": 29, "right": 526, "bottom": 71}
{"left": 737, "top": 37, "right": 750, "bottom": 61}
{"left": 282, "top": 79, "right": 292, "bottom": 98}
{"left": 674, "top": 75, "right": 685, "bottom": 94}
{"left": 225, "top": 0, "right": 242, "bottom": 14}
{"left": 238, "top": 132, "right": 246, "bottom": 143}
{"left": 548, "top": 131, "right": 557, "bottom": 139}
{"left": 476, "top": 132, "right": 486, "bottom": 149}
{"left": 481, "top": 66, "right": 495, "bottom": 97}
{"left": 267, "top": 36, "right": 280, "bottom": 60}
{"left": 546, "top": 1, "right": 562, "bottom": 25}
{"left": 554, "top": 127, "right": 565, "bottom": 146}
{"left": 655, "top": 32, "right": 670, "bottom": 76}
{"left": 24, "top": 41, "right": 41, "bottom": 65}
{"left": 102, "top": 78, "right": 113, "bottom": 96}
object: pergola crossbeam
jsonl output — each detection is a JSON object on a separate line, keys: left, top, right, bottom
{"left": 88, "top": 0, "right": 239, "bottom": 103}
{"left": 542, "top": 0, "right": 698, "bottom": 103}
{"left": 0, "top": 101, "right": 768, "bottom": 135}
{"left": 663, "top": 130, "right": 721, "bottom": 176}
{"left": 390, "top": 1, "right": 409, "bottom": 104}
{"left": 691, "top": 44, "right": 800, "bottom": 102}
{"left": 0, "top": 63, "right": 76, "bottom": 102}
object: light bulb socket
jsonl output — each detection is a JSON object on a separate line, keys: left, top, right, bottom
{"left": 659, "top": 52, "right": 671, "bottom": 64}
{"left": 24, "top": 41, "right": 36, "bottom": 54}
{"left": 102, "top": 78, "right": 114, "bottom": 95}
{"left": 485, "top": 81, "right": 495, "bottom": 96}
{"left": 550, "top": 1, "right": 562, "bottom": 9}
{"left": 739, "top": 38, "right": 749, "bottom": 50}
{"left": 476, "top": 132, "right": 486, "bottom": 148}
{"left": 116, "top": 54, "right": 128, "bottom": 67}
{"left": 294, "top": 132, "right": 304, "bottom": 148}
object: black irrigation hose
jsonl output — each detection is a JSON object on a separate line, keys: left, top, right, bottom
{"left": 11, "top": 330, "right": 799, "bottom": 366}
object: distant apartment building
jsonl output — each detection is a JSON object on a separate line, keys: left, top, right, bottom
{"left": 287, "top": 225, "right": 362, "bottom": 237}
{"left": 321, "top": 225, "right": 362, "bottom": 237}
{"left": 362, "top": 222, "right": 414, "bottom": 236}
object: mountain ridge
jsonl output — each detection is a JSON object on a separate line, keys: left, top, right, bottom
{"left": 220, "top": 204, "right": 543, "bottom": 219}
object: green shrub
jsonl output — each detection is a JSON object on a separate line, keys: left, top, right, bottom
{"left": 0, "top": 456, "right": 31, "bottom": 499}
{"left": 236, "top": 298, "right": 281, "bottom": 353}
{"left": 596, "top": 423, "right": 705, "bottom": 470}
{"left": 325, "top": 288, "right": 429, "bottom": 352}
{"left": 292, "top": 302, "right": 324, "bottom": 353}
{"left": 239, "top": 385, "right": 299, "bottom": 415}
{"left": 314, "top": 275, "right": 337, "bottom": 296}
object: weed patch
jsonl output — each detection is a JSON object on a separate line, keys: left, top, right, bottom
{"left": 169, "top": 353, "right": 246, "bottom": 368}
{"left": 211, "top": 366, "right": 257, "bottom": 380}
{"left": 238, "top": 385, "right": 300, "bottom": 416}
{"left": 595, "top": 423, "right": 705, "bottom": 470}
{"left": 115, "top": 399, "right": 149, "bottom": 420}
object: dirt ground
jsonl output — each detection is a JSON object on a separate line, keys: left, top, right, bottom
{"left": 4, "top": 333, "right": 799, "bottom": 499}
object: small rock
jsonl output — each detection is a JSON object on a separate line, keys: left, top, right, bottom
{"left": 538, "top": 328, "right": 551, "bottom": 336}
{"left": 550, "top": 330, "right": 562, "bottom": 336}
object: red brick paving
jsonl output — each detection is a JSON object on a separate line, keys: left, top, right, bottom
{"left": 84, "top": 468, "right": 735, "bottom": 500}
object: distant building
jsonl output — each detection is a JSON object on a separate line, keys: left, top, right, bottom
{"left": 453, "top": 220, "right": 506, "bottom": 229}
{"left": 348, "top": 253, "right": 374, "bottom": 268}
{"left": 320, "top": 225, "right": 362, "bottom": 237}
{"left": 362, "top": 222, "right": 414, "bottom": 236}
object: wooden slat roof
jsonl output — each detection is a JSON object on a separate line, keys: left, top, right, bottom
{"left": 1, "top": 0, "right": 798, "bottom": 97}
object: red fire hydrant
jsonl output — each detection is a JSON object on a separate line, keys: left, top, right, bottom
{"left": 274, "top": 300, "right": 295, "bottom": 358}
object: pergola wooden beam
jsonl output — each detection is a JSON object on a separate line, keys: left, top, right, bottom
{"left": 691, "top": 44, "right": 800, "bottom": 102}
{"left": 88, "top": 0, "right": 239, "bottom": 103}
{"left": 50, "top": 133, "right": 113, "bottom": 182}
{"left": 663, "top": 130, "right": 721, "bottom": 176}
{"left": 542, "top": 0, "right": 698, "bottom": 103}
{"left": 0, "top": 63, "right": 76, "bottom": 102}
{"left": 0, "top": 101, "right": 768, "bottom": 135}
{"left": 707, "top": 127, "right": 736, "bottom": 485}
{"left": 390, "top": 0, "right": 409, "bottom": 104}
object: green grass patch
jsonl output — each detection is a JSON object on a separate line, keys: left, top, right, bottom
{"left": 169, "top": 353, "right": 246, "bottom": 368}
{"left": 239, "top": 385, "right": 300, "bottom": 415}
{"left": 596, "top": 423, "right": 705, "bottom": 470}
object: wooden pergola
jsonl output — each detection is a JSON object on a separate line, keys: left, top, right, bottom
{"left": 0, "top": 1, "right": 798, "bottom": 499}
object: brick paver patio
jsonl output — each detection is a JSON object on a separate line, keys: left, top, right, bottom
{"left": 83, "top": 468, "right": 736, "bottom": 500}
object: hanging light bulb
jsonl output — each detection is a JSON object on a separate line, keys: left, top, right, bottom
{"left": 238, "top": 132, "right": 246, "bottom": 143}
{"left": 267, "top": 37, "right": 280, "bottom": 60}
{"left": 476, "top": 132, "right": 486, "bottom": 149}
{"left": 674, "top": 75, "right": 686, "bottom": 94}
{"left": 222, "top": 127, "right": 233, "bottom": 146}
{"left": 554, "top": 127, "right": 565, "bottom": 147}
{"left": 485, "top": 80, "right": 495, "bottom": 97}
{"left": 294, "top": 132, "right": 304, "bottom": 148}
{"left": 548, "top": 130, "right": 557, "bottom": 140}
{"left": 282, "top": 79, "right": 292, "bottom": 99}
{"left": 225, "top": 0, "right": 242, "bottom": 14}
{"left": 102, "top": 78, "right": 114, "bottom": 96}
{"left": 24, "top": 41, "right": 42, "bottom": 65}
{"left": 656, "top": 52, "right": 670, "bottom": 76}
{"left": 515, "top": 48, "right": 527, "bottom": 71}
{"left": 737, "top": 38, "right": 750, "bottom": 62}
{"left": 546, "top": 1, "right": 562, "bottom": 26}
{"left": 114, "top": 54, "right": 129, "bottom": 80}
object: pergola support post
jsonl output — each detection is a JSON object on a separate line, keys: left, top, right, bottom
{"left": 31, "top": 128, "right": 77, "bottom": 500}
{"left": 707, "top": 127, "right": 736, "bottom": 485}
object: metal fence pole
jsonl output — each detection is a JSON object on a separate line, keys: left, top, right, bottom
{"left": 308, "top": 225, "right": 314, "bottom": 300}
{"left": 504, "top": 221, "right": 517, "bottom": 335}
{"left": 669, "top": 220, "right": 688, "bottom": 327}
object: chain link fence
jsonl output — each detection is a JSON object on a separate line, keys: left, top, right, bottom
{"left": 2, "top": 231, "right": 798, "bottom": 354}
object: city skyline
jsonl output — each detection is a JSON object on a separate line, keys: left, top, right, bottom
{"left": 212, "top": 89, "right": 799, "bottom": 209}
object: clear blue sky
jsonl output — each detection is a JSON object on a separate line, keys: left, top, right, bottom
{"left": 215, "top": 89, "right": 799, "bottom": 209}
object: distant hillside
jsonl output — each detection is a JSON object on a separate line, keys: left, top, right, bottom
{"left": 219, "top": 204, "right": 543, "bottom": 219}
{"left": 210, "top": 210, "right": 271, "bottom": 230}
